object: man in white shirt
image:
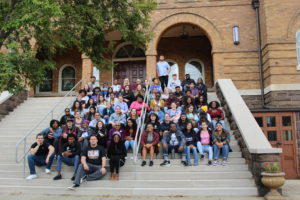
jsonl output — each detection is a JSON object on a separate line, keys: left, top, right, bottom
{"left": 167, "top": 74, "right": 181, "bottom": 92}
{"left": 88, "top": 76, "right": 99, "bottom": 90}
{"left": 156, "top": 55, "right": 170, "bottom": 91}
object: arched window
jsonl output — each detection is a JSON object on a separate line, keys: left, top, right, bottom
{"left": 297, "top": 31, "right": 300, "bottom": 66}
{"left": 38, "top": 69, "right": 53, "bottom": 92}
{"left": 61, "top": 66, "right": 75, "bottom": 91}
{"left": 185, "top": 60, "right": 204, "bottom": 82}
{"left": 166, "top": 60, "right": 179, "bottom": 81}
{"left": 115, "top": 44, "right": 145, "bottom": 59}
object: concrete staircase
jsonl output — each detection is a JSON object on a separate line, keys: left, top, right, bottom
{"left": 0, "top": 95, "right": 261, "bottom": 199}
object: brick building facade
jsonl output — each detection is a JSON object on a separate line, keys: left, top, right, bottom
{"left": 32, "top": 0, "right": 300, "bottom": 178}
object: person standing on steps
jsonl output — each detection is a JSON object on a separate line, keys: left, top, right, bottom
{"left": 53, "top": 134, "right": 81, "bottom": 180}
{"left": 68, "top": 134, "right": 107, "bottom": 190}
{"left": 107, "top": 132, "right": 127, "bottom": 181}
{"left": 156, "top": 55, "right": 170, "bottom": 91}
{"left": 26, "top": 133, "right": 55, "bottom": 180}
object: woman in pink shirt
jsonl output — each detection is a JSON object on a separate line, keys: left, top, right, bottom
{"left": 130, "top": 94, "right": 149, "bottom": 115}
{"left": 197, "top": 121, "right": 213, "bottom": 165}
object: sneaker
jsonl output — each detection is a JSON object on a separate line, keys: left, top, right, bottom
{"left": 213, "top": 160, "right": 218, "bottom": 166}
{"left": 80, "top": 175, "right": 87, "bottom": 183}
{"left": 200, "top": 154, "right": 204, "bottom": 159}
{"left": 188, "top": 162, "right": 192, "bottom": 166}
{"left": 53, "top": 174, "right": 62, "bottom": 180}
{"left": 71, "top": 176, "right": 75, "bottom": 181}
{"left": 181, "top": 161, "right": 188, "bottom": 166}
{"left": 222, "top": 160, "right": 228, "bottom": 166}
{"left": 45, "top": 168, "right": 51, "bottom": 174}
{"left": 68, "top": 184, "right": 79, "bottom": 190}
{"left": 149, "top": 161, "right": 154, "bottom": 167}
{"left": 141, "top": 160, "right": 146, "bottom": 167}
{"left": 160, "top": 160, "right": 171, "bottom": 167}
{"left": 208, "top": 160, "right": 212, "bottom": 166}
{"left": 193, "top": 163, "right": 199, "bottom": 166}
{"left": 26, "top": 174, "right": 37, "bottom": 180}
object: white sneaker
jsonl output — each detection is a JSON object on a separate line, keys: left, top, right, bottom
{"left": 45, "top": 168, "right": 51, "bottom": 174}
{"left": 222, "top": 160, "right": 228, "bottom": 166}
{"left": 213, "top": 160, "right": 218, "bottom": 166}
{"left": 26, "top": 174, "right": 38, "bottom": 180}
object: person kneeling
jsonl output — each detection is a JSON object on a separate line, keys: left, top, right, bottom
{"left": 53, "top": 134, "right": 81, "bottom": 180}
{"left": 68, "top": 134, "right": 106, "bottom": 189}
{"left": 160, "top": 123, "right": 186, "bottom": 166}
{"left": 26, "top": 133, "right": 55, "bottom": 179}
{"left": 107, "top": 132, "right": 127, "bottom": 181}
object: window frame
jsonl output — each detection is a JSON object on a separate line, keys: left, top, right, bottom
{"left": 184, "top": 59, "right": 205, "bottom": 83}
{"left": 59, "top": 64, "right": 76, "bottom": 93}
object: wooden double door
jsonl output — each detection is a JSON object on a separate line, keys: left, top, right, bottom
{"left": 253, "top": 112, "right": 298, "bottom": 178}
{"left": 114, "top": 61, "right": 146, "bottom": 84}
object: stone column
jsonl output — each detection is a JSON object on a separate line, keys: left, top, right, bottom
{"left": 146, "top": 55, "right": 157, "bottom": 80}
{"left": 81, "top": 54, "right": 93, "bottom": 88}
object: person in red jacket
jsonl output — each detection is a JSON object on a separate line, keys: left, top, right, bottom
{"left": 140, "top": 123, "right": 160, "bottom": 167}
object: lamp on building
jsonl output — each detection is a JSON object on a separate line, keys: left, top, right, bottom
{"left": 232, "top": 26, "right": 240, "bottom": 45}
{"left": 180, "top": 25, "right": 189, "bottom": 39}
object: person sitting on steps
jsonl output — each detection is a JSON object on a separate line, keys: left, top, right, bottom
{"left": 140, "top": 123, "right": 160, "bottom": 167}
{"left": 68, "top": 134, "right": 107, "bottom": 190}
{"left": 160, "top": 123, "right": 187, "bottom": 167}
{"left": 26, "top": 133, "right": 55, "bottom": 180}
{"left": 53, "top": 134, "right": 81, "bottom": 180}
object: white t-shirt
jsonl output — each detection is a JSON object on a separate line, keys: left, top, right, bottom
{"left": 170, "top": 133, "right": 179, "bottom": 146}
{"left": 167, "top": 79, "right": 181, "bottom": 91}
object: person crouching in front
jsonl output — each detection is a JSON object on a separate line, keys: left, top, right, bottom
{"left": 68, "top": 134, "right": 106, "bottom": 189}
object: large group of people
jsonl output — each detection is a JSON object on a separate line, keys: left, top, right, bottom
{"left": 26, "top": 55, "right": 230, "bottom": 190}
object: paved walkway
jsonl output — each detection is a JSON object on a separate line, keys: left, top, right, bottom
{"left": 282, "top": 179, "right": 300, "bottom": 200}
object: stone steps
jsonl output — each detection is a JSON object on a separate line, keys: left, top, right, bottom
{"left": 0, "top": 94, "right": 259, "bottom": 198}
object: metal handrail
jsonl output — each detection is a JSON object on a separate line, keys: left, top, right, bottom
{"left": 15, "top": 78, "right": 85, "bottom": 176}
{"left": 133, "top": 78, "right": 151, "bottom": 162}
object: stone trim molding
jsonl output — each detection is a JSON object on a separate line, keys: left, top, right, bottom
{"left": 238, "top": 84, "right": 300, "bottom": 96}
{"left": 0, "top": 91, "right": 13, "bottom": 104}
{"left": 264, "top": 84, "right": 300, "bottom": 94}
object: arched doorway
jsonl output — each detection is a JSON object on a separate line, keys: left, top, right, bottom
{"left": 59, "top": 65, "right": 76, "bottom": 92}
{"left": 113, "top": 44, "right": 146, "bottom": 84}
{"left": 156, "top": 23, "right": 213, "bottom": 87}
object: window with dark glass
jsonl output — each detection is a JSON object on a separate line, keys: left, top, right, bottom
{"left": 61, "top": 66, "right": 75, "bottom": 91}
{"left": 39, "top": 69, "right": 53, "bottom": 92}
{"left": 282, "top": 116, "right": 291, "bottom": 126}
{"left": 283, "top": 130, "right": 293, "bottom": 141}
{"left": 115, "top": 45, "right": 145, "bottom": 58}
{"left": 267, "top": 131, "right": 277, "bottom": 141}
{"left": 266, "top": 116, "right": 276, "bottom": 127}
{"left": 255, "top": 117, "right": 263, "bottom": 127}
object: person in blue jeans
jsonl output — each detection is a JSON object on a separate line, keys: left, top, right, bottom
{"left": 183, "top": 122, "right": 199, "bottom": 166}
{"left": 197, "top": 121, "right": 213, "bottom": 165}
{"left": 26, "top": 133, "right": 55, "bottom": 179}
{"left": 212, "top": 122, "right": 230, "bottom": 166}
{"left": 53, "top": 134, "right": 81, "bottom": 180}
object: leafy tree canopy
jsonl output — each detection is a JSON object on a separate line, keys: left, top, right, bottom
{"left": 0, "top": 0, "right": 156, "bottom": 94}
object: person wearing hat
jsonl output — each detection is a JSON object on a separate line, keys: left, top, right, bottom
{"left": 57, "top": 118, "right": 79, "bottom": 154}
{"left": 107, "top": 131, "right": 127, "bottom": 181}
{"left": 59, "top": 108, "right": 75, "bottom": 129}
{"left": 78, "top": 120, "right": 92, "bottom": 149}
{"left": 53, "top": 134, "right": 81, "bottom": 180}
